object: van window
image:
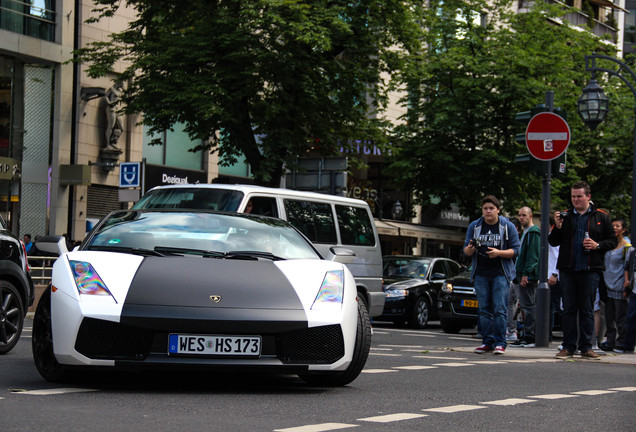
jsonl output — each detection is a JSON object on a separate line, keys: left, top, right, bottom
{"left": 284, "top": 200, "right": 337, "bottom": 243}
{"left": 246, "top": 196, "right": 278, "bottom": 217}
{"left": 336, "top": 205, "right": 375, "bottom": 246}
{"left": 133, "top": 188, "right": 243, "bottom": 211}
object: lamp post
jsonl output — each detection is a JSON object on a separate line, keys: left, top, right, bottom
{"left": 578, "top": 53, "right": 636, "bottom": 240}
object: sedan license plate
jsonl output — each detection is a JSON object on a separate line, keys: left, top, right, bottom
{"left": 462, "top": 299, "right": 478, "bottom": 308}
{"left": 168, "top": 334, "right": 261, "bottom": 357}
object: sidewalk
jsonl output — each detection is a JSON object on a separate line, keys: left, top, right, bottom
{"left": 451, "top": 343, "right": 636, "bottom": 365}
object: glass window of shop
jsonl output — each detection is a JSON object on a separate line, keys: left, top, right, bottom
{"left": 0, "top": 0, "right": 55, "bottom": 42}
{"left": 143, "top": 123, "right": 204, "bottom": 170}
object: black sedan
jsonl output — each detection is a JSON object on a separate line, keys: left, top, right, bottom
{"left": 437, "top": 270, "right": 478, "bottom": 333}
{"left": 379, "top": 256, "right": 462, "bottom": 329}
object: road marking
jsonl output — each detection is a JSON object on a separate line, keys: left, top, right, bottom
{"left": 431, "top": 362, "right": 474, "bottom": 367}
{"left": 401, "top": 349, "right": 447, "bottom": 353}
{"left": 369, "top": 353, "right": 402, "bottom": 357}
{"left": 408, "top": 355, "right": 467, "bottom": 360}
{"left": 528, "top": 394, "right": 579, "bottom": 400}
{"left": 506, "top": 359, "right": 541, "bottom": 363}
{"left": 15, "top": 388, "right": 98, "bottom": 396}
{"left": 482, "top": 398, "right": 536, "bottom": 406}
{"left": 609, "top": 387, "right": 636, "bottom": 392}
{"left": 357, "top": 413, "right": 427, "bottom": 423}
{"left": 378, "top": 344, "right": 423, "bottom": 348}
{"left": 392, "top": 365, "right": 438, "bottom": 370}
{"left": 423, "top": 404, "right": 487, "bottom": 413}
{"left": 274, "top": 423, "right": 358, "bottom": 432}
{"left": 361, "top": 369, "right": 399, "bottom": 374}
{"left": 468, "top": 360, "right": 507, "bottom": 364}
{"left": 403, "top": 333, "right": 436, "bottom": 338}
{"left": 370, "top": 347, "right": 394, "bottom": 351}
{"left": 449, "top": 337, "right": 475, "bottom": 341}
{"left": 571, "top": 390, "right": 617, "bottom": 396}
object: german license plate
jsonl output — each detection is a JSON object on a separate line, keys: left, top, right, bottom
{"left": 462, "top": 299, "right": 478, "bottom": 308}
{"left": 168, "top": 334, "right": 261, "bottom": 356}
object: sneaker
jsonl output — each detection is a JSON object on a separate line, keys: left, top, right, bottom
{"left": 522, "top": 341, "right": 536, "bottom": 348}
{"left": 505, "top": 331, "right": 518, "bottom": 342}
{"left": 581, "top": 350, "right": 601, "bottom": 360}
{"left": 600, "top": 342, "right": 614, "bottom": 352}
{"left": 555, "top": 349, "right": 574, "bottom": 359}
{"left": 474, "top": 344, "right": 493, "bottom": 354}
{"left": 510, "top": 339, "right": 533, "bottom": 347}
{"left": 613, "top": 347, "right": 626, "bottom": 354}
{"left": 494, "top": 346, "right": 505, "bottom": 355}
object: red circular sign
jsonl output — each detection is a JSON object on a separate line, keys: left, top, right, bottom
{"left": 525, "top": 112, "right": 570, "bottom": 161}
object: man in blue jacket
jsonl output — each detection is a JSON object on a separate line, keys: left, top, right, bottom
{"left": 464, "top": 195, "right": 521, "bottom": 355}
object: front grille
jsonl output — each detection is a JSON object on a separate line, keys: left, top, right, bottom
{"left": 75, "top": 318, "right": 153, "bottom": 360}
{"left": 276, "top": 325, "right": 344, "bottom": 364}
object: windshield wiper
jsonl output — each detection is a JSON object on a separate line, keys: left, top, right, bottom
{"left": 85, "top": 245, "right": 167, "bottom": 257}
{"left": 153, "top": 246, "right": 225, "bottom": 258}
{"left": 224, "top": 251, "right": 284, "bottom": 261}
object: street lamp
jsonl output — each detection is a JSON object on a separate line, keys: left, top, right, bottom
{"left": 577, "top": 79, "right": 609, "bottom": 130}
{"left": 579, "top": 53, "right": 636, "bottom": 241}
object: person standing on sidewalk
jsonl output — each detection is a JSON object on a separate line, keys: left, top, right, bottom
{"left": 510, "top": 206, "right": 540, "bottom": 348}
{"left": 549, "top": 181, "right": 617, "bottom": 360}
{"left": 464, "top": 195, "right": 520, "bottom": 355}
{"left": 620, "top": 246, "right": 636, "bottom": 354}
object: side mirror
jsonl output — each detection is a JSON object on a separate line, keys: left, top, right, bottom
{"left": 431, "top": 272, "right": 446, "bottom": 281}
{"left": 329, "top": 246, "right": 356, "bottom": 264}
{"left": 34, "top": 235, "right": 69, "bottom": 256}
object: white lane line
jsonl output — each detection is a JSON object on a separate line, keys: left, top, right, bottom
{"left": 407, "top": 355, "right": 468, "bottom": 360}
{"left": 571, "top": 390, "right": 617, "bottom": 396}
{"left": 505, "top": 359, "right": 540, "bottom": 363}
{"left": 357, "top": 413, "right": 428, "bottom": 423}
{"left": 15, "top": 388, "right": 98, "bottom": 396}
{"left": 378, "top": 344, "right": 424, "bottom": 348}
{"left": 274, "top": 423, "right": 359, "bottom": 432}
{"left": 392, "top": 366, "right": 438, "bottom": 370}
{"left": 372, "top": 331, "right": 389, "bottom": 335}
{"left": 449, "top": 337, "right": 475, "bottom": 341}
{"left": 403, "top": 334, "right": 436, "bottom": 338}
{"left": 468, "top": 360, "right": 507, "bottom": 364}
{"left": 423, "top": 404, "right": 487, "bottom": 413}
{"left": 528, "top": 394, "right": 579, "bottom": 400}
{"left": 431, "top": 362, "right": 474, "bottom": 367}
{"left": 609, "top": 387, "right": 636, "bottom": 392}
{"left": 361, "top": 369, "right": 399, "bottom": 374}
{"left": 482, "top": 398, "right": 537, "bottom": 406}
{"left": 370, "top": 348, "right": 394, "bottom": 351}
{"left": 369, "top": 353, "right": 402, "bottom": 357}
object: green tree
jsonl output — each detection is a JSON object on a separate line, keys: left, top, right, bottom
{"left": 391, "top": 0, "right": 627, "bottom": 220}
{"left": 77, "top": 0, "right": 418, "bottom": 185}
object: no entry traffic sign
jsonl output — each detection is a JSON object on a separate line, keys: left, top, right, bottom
{"left": 525, "top": 112, "right": 570, "bottom": 161}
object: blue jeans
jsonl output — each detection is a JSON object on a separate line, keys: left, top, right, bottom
{"left": 474, "top": 274, "right": 509, "bottom": 348}
{"left": 622, "top": 291, "right": 636, "bottom": 351}
{"left": 560, "top": 271, "right": 598, "bottom": 353}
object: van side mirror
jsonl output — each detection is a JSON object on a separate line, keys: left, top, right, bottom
{"left": 329, "top": 246, "right": 356, "bottom": 264}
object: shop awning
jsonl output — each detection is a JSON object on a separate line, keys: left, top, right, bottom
{"left": 588, "top": 0, "right": 629, "bottom": 13}
{"left": 375, "top": 220, "right": 465, "bottom": 243}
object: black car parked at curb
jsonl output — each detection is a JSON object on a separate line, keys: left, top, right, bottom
{"left": 0, "top": 216, "right": 34, "bottom": 354}
{"left": 380, "top": 256, "right": 462, "bottom": 329}
{"left": 437, "top": 270, "right": 478, "bottom": 333}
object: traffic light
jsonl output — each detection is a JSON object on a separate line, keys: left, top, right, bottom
{"left": 514, "top": 104, "right": 567, "bottom": 176}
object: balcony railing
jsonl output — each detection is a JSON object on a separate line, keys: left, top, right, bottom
{"left": 0, "top": 0, "right": 56, "bottom": 42}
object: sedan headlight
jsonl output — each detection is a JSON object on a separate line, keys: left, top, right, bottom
{"left": 442, "top": 282, "right": 453, "bottom": 293}
{"left": 385, "top": 289, "right": 408, "bottom": 298}
{"left": 70, "top": 260, "right": 116, "bottom": 301}
{"left": 311, "top": 270, "right": 344, "bottom": 310}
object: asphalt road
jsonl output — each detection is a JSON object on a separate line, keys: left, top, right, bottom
{"left": 1, "top": 319, "right": 635, "bottom": 431}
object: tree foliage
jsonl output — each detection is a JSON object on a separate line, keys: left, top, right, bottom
{"left": 77, "top": 0, "right": 418, "bottom": 185}
{"left": 390, "top": 0, "right": 627, "bottom": 220}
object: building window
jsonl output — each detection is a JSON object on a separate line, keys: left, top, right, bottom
{"left": 0, "top": 0, "right": 55, "bottom": 42}
{"left": 143, "top": 123, "right": 204, "bottom": 171}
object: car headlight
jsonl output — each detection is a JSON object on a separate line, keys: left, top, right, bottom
{"left": 442, "top": 282, "right": 453, "bottom": 293}
{"left": 311, "top": 270, "right": 344, "bottom": 310}
{"left": 385, "top": 289, "right": 408, "bottom": 298}
{"left": 70, "top": 260, "right": 116, "bottom": 301}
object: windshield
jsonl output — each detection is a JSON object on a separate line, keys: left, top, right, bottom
{"left": 383, "top": 257, "right": 431, "bottom": 279}
{"left": 83, "top": 210, "right": 320, "bottom": 260}
{"left": 133, "top": 188, "right": 243, "bottom": 211}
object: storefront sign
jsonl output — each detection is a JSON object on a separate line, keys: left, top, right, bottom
{"left": 144, "top": 163, "right": 207, "bottom": 192}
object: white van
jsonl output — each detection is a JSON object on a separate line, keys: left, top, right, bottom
{"left": 132, "top": 184, "right": 384, "bottom": 317}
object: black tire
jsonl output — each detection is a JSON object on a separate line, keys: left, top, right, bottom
{"left": 299, "top": 301, "right": 372, "bottom": 386}
{"left": 32, "top": 287, "right": 69, "bottom": 382}
{"left": 440, "top": 318, "right": 462, "bottom": 334}
{"left": 0, "top": 281, "right": 25, "bottom": 355}
{"left": 408, "top": 297, "right": 429, "bottom": 329}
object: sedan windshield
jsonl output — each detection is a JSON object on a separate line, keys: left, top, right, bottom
{"left": 83, "top": 210, "right": 320, "bottom": 260}
{"left": 383, "top": 257, "right": 431, "bottom": 279}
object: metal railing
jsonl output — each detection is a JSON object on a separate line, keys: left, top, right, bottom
{"left": 27, "top": 255, "right": 57, "bottom": 284}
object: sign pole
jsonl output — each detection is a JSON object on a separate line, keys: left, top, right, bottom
{"left": 535, "top": 91, "right": 554, "bottom": 348}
